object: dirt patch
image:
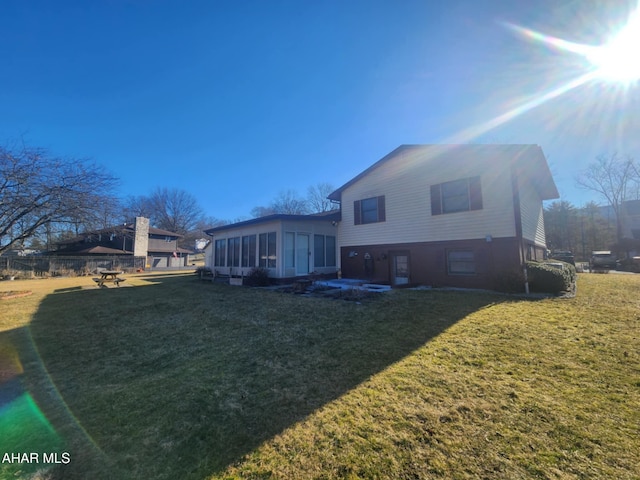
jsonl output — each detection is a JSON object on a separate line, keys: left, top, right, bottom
{"left": 0, "top": 290, "right": 33, "bottom": 300}
{"left": 273, "top": 284, "right": 383, "bottom": 302}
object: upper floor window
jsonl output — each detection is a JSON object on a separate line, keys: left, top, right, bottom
{"left": 431, "top": 176, "right": 482, "bottom": 215}
{"left": 165, "top": 236, "right": 173, "bottom": 242}
{"left": 354, "top": 195, "right": 386, "bottom": 225}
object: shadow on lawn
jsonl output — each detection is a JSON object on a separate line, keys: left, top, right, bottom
{"left": 12, "top": 274, "right": 516, "bottom": 479}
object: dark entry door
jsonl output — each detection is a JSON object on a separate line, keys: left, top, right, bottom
{"left": 392, "top": 254, "right": 409, "bottom": 285}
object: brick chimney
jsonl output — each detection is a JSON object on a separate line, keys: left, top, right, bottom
{"left": 133, "top": 217, "right": 150, "bottom": 258}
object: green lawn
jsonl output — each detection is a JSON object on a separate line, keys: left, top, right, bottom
{"left": 0, "top": 272, "right": 638, "bottom": 479}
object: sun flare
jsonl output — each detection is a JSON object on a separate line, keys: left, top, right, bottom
{"left": 506, "top": 3, "right": 640, "bottom": 84}
{"left": 586, "top": 11, "right": 640, "bottom": 82}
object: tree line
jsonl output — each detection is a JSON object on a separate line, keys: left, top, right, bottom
{"left": 570, "top": 153, "right": 640, "bottom": 259}
{"left": 2, "top": 141, "right": 638, "bottom": 256}
{"left": 543, "top": 201, "right": 617, "bottom": 261}
{"left": 0, "top": 141, "right": 336, "bottom": 254}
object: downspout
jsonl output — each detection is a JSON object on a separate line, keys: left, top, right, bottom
{"left": 511, "top": 164, "right": 529, "bottom": 294}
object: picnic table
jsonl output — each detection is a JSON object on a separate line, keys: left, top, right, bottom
{"left": 94, "top": 270, "right": 126, "bottom": 287}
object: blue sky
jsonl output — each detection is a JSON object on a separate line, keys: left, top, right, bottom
{"left": 2, "top": 0, "right": 639, "bottom": 222}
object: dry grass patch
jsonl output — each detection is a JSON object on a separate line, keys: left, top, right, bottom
{"left": 0, "top": 272, "right": 638, "bottom": 479}
{"left": 221, "top": 274, "right": 639, "bottom": 479}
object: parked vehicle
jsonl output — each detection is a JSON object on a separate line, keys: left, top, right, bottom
{"left": 550, "top": 251, "right": 575, "bottom": 266}
{"left": 617, "top": 256, "right": 640, "bottom": 273}
{"left": 590, "top": 251, "right": 618, "bottom": 270}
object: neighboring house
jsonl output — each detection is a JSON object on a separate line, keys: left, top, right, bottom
{"left": 203, "top": 211, "right": 340, "bottom": 280}
{"left": 54, "top": 217, "right": 192, "bottom": 268}
{"left": 327, "top": 144, "right": 559, "bottom": 289}
{"left": 621, "top": 199, "right": 640, "bottom": 241}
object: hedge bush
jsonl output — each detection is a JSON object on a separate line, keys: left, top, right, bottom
{"left": 244, "top": 267, "right": 271, "bottom": 287}
{"left": 493, "top": 268, "right": 526, "bottom": 293}
{"left": 526, "top": 261, "right": 576, "bottom": 294}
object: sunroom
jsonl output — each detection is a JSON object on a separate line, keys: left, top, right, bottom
{"left": 204, "top": 212, "right": 340, "bottom": 280}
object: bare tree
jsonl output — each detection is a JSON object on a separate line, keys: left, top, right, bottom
{"left": 146, "top": 187, "right": 204, "bottom": 235}
{"left": 123, "top": 194, "right": 154, "bottom": 222}
{"left": 250, "top": 205, "right": 276, "bottom": 218}
{"left": 307, "top": 182, "right": 336, "bottom": 213}
{"left": 271, "top": 189, "right": 309, "bottom": 214}
{"left": 576, "top": 154, "right": 639, "bottom": 242}
{"left": 251, "top": 189, "right": 309, "bottom": 217}
{"left": 0, "top": 142, "right": 119, "bottom": 255}
{"left": 125, "top": 187, "right": 214, "bottom": 249}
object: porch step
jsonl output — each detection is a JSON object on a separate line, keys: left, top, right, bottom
{"left": 315, "top": 279, "right": 391, "bottom": 292}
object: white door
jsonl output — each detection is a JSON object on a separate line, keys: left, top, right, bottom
{"left": 296, "top": 234, "right": 310, "bottom": 275}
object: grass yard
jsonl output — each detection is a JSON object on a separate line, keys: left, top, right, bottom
{"left": 0, "top": 271, "right": 638, "bottom": 479}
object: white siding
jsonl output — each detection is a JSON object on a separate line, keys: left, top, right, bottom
{"left": 279, "top": 220, "right": 339, "bottom": 277}
{"left": 519, "top": 177, "right": 547, "bottom": 246}
{"left": 338, "top": 148, "right": 516, "bottom": 247}
{"left": 205, "top": 219, "right": 338, "bottom": 278}
{"left": 205, "top": 219, "right": 282, "bottom": 276}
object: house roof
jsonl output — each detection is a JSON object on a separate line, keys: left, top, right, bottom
{"left": 56, "top": 222, "right": 183, "bottom": 245}
{"left": 328, "top": 144, "right": 559, "bottom": 201}
{"left": 204, "top": 210, "right": 341, "bottom": 235}
{"left": 148, "top": 247, "right": 194, "bottom": 254}
{"left": 56, "top": 246, "right": 133, "bottom": 255}
{"left": 119, "top": 223, "right": 183, "bottom": 238}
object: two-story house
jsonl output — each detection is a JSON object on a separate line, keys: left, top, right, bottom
{"left": 54, "top": 217, "right": 191, "bottom": 268}
{"left": 328, "top": 144, "right": 559, "bottom": 289}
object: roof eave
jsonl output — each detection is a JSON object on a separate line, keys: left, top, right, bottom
{"left": 204, "top": 211, "right": 341, "bottom": 235}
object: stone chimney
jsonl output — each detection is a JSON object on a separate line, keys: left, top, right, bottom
{"left": 133, "top": 217, "right": 150, "bottom": 258}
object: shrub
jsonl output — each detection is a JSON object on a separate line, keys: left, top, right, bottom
{"left": 493, "top": 268, "right": 526, "bottom": 293}
{"left": 244, "top": 267, "right": 271, "bottom": 287}
{"left": 526, "top": 261, "right": 576, "bottom": 294}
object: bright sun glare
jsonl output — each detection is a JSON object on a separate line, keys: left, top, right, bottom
{"left": 586, "top": 10, "right": 640, "bottom": 82}
{"left": 507, "top": 3, "right": 640, "bottom": 85}
{"left": 446, "top": 5, "right": 640, "bottom": 145}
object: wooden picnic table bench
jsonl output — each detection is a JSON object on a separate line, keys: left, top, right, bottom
{"left": 93, "top": 270, "right": 126, "bottom": 287}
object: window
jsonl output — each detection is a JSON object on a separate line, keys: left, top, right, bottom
{"left": 285, "top": 232, "right": 295, "bottom": 268}
{"left": 242, "top": 235, "right": 256, "bottom": 267}
{"left": 227, "top": 237, "right": 240, "bottom": 267}
{"left": 165, "top": 236, "right": 173, "bottom": 242}
{"left": 447, "top": 250, "right": 476, "bottom": 275}
{"left": 214, "top": 239, "right": 226, "bottom": 267}
{"left": 326, "top": 235, "right": 336, "bottom": 267}
{"left": 314, "top": 235, "right": 325, "bottom": 267}
{"left": 313, "top": 235, "right": 337, "bottom": 267}
{"left": 431, "top": 176, "right": 482, "bottom": 215}
{"left": 259, "top": 232, "right": 277, "bottom": 268}
{"left": 354, "top": 195, "right": 386, "bottom": 225}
